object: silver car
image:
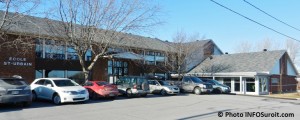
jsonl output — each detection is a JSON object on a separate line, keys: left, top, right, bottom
{"left": 116, "top": 76, "right": 150, "bottom": 97}
{"left": 0, "top": 76, "right": 32, "bottom": 106}
{"left": 148, "top": 80, "right": 180, "bottom": 95}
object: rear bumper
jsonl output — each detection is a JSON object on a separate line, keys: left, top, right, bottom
{"left": 97, "top": 91, "right": 119, "bottom": 97}
{"left": 131, "top": 89, "right": 150, "bottom": 95}
{"left": 0, "top": 94, "right": 32, "bottom": 103}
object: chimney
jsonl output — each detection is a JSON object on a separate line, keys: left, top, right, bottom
{"left": 263, "top": 49, "right": 267, "bottom": 51}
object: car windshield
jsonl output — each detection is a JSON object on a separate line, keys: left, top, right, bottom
{"left": 1, "top": 79, "right": 27, "bottom": 86}
{"left": 212, "top": 80, "right": 221, "bottom": 85}
{"left": 137, "top": 78, "right": 147, "bottom": 85}
{"left": 190, "top": 77, "right": 203, "bottom": 83}
{"left": 53, "top": 80, "right": 79, "bottom": 87}
{"left": 158, "top": 81, "right": 170, "bottom": 85}
{"left": 96, "top": 81, "right": 109, "bottom": 86}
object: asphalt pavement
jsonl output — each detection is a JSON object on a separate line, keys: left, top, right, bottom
{"left": 1, "top": 94, "right": 299, "bottom": 120}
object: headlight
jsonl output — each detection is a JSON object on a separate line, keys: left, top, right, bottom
{"left": 62, "top": 91, "right": 72, "bottom": 94}
{"left": 0, "top": 87, "right": 6, "bottom": 91}
{"left": 168, "top": 87, "right": 173, "bottom": 90}
{"left": 0, "top": 87, "right": 6, "bottom": 95}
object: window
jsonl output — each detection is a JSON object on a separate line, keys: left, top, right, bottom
{"left": 108, "top": 60, "right": 128, "bottom": 76}
{"left": 35, "top": 80, "right": 45, "bottom": 85}
{"left": 48, "top": 70, "right": 65, "bottom": 78}
{"left": 53, "top": 80, "right": 79, "bottom": 87}
{"left": 223, "top": 78, "right": 231, "bottom": 88}
{"left": 35, "top": 70, "right": 43, "bottom": 78}
{"left": 259, "top": 77, "right": 268, "bottom": 92}
{"left": 246, "top": 78, "right": 255, "bottom": 92}
{"left": 271, "top": 78, "right": 279, "bottom": 85}
{"left": 67, "top": 47, "right": 78, "bottom": 60}
{"left": 45, "top": 40, "right": 65, "bottom": 60}
{"left": 35, "top": 39, "right": 43, "bottom": 58}
{"left": 45, "top": 80, "right": 53, "bottom": 87}
{"left": 234, "top": 78, "right": 240, "bottom": 92}
{"left": 67, "top": 71, "right": 84, "bottom": 84}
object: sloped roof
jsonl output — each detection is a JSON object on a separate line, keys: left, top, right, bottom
{"left": 189, "top": 50, "right": 287, "bottom": 73}
{"left": 0, "top": 11, "right": 174, "bottom": 52}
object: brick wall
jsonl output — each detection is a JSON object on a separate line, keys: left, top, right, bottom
{"left": 0, "top": 35, "right": 35, "bottom": 83}
{"left": 269, "top": 75, "right": 297, "bottom": 93}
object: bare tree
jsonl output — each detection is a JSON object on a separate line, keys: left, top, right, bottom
{"left": 165, "top": 30, "right": 203, "bottom": 80}
{"left": 0, "top": 0, "right": 40, "bottom": 50}
{"left": 285, "top": 39, "right": 300, "bottom": 64}
{"left": 234, "top": 40, "right": 253, "bottom": 53}
{"left": 254, "top": 38, "right": 279, "bottom": 51}
{"left": 46, "top": 0, "right": 162, "bottom": 82}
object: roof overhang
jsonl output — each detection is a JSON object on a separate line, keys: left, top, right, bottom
{"left": 104, "top": 52, "right": 143, "bottom": 60}
{"left": 180, "top": 71, "right": 270, "bottom": 78}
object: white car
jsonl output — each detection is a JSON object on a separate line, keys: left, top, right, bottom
{"left": 148, "top": 80, "right": 180, "bottom": 95}
{"left": 30, "top": 78, "right": 89, "bottom": 105}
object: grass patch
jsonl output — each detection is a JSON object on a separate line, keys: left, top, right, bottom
{"left": 268, "top": 92, "right": 300, "bottom": 99}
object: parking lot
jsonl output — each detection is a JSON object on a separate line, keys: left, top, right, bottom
{"left": 0, "top": 94, "right": 299, "bottom": 120}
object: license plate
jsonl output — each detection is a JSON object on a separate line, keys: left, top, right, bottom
{"left": 12, "top": 91, "right": 19, "bottom": 95}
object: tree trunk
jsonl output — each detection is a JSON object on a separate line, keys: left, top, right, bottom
{"left": 84, "top": 70, "right": 90, "bottom": 84}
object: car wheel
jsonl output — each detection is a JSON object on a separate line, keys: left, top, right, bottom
{"left": 141, "top": 94, "right": 147, "bottom": 97}
{"left": 53, "top": 94, "right": 61, "bottom": 105}
{"left": 110, "top": 96, "right": 116, "bottom": 100}
{"left": 23, "top": 101, "right": 32, "bottom": 107}
{"left": 160, "top": 89, "right": 167, "bottom": 96}
{"left": 215, "top": 88, "right": 222, "bottom": 94}
{"left": 32, "top": 91, "right": 37, "bottom": 101}
{"left": 193, "top": 87, "right": 201, "bottom": 95}
{"left": 91, "top": 92, "right": 98, "bottom": 100}
{"left": 126, "top": 89, "right": 132, "bottom": 98}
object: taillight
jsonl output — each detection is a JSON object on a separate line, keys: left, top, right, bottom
{"left": 133, "top": 85, "right": 137, "bottom": 89}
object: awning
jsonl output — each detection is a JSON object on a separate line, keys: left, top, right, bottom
{"left": 108, "top": 52, "right": 143, "bottom": 60}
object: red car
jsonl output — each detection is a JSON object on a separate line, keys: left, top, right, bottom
{"left": 83, "top": 81, "right": 119, "bottom": 99}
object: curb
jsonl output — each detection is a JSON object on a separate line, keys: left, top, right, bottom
{"left": 233, "top": 93, "right": 300, "bottom": 100}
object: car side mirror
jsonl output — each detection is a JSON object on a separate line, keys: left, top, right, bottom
{"left": 46, "top": 84, "right": 52, "bottom": 87}
{"left": 156, "top": 84, "right": 159, "bottom": 86}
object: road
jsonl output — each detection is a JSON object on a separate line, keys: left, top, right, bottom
{"left": 0, "top": 94, "right": 299, "bottom": 120}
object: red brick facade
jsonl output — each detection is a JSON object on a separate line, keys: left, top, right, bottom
{"left": 269, "top": 75, "right": 297, "bottom": 93}
{"left": 0, "top": 35, "right": 35, "bottom": 83}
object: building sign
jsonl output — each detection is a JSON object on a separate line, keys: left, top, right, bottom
{"left": 3, "top": 57, "right": 32, "bottom": 66}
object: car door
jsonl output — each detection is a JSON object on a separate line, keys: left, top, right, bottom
{"left": 182, "top": 77, "right": 192, "bottom": 92}
{"left": 153, "top": 81, "right": 161, "bottom": 93}
{"left": 148, "top": 81, "right": 155, "bottom": 93}
{"left": 33, "top": 79, "right": 45, "bottom": 98}
{"left": 116, "top": 78, "right": 126, "bottom": 93}
{"left": 42, "top": 80, "right": 56, "bottom": 100}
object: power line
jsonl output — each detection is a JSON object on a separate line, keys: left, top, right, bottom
{"left": 210, "top": 0, "right": 300, "bottom": 42}
{"left": 243, "top": 0, "right": 300, "bottom": 32}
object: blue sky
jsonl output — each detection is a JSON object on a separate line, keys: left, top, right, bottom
{"left": 146, "top": 0, "right": 300, "bottom": 54}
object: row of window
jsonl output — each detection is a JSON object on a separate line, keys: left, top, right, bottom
{"left": 107, "top": 60, "right": 128, "bottom": 76}
{"left": 35, "top": 39, "right": 167, "bottom": 64}
{"left": 221, "top": 77, "right": 268, "bottom": 93}
{"left": 35, "top": 39, "right": 92, "bottom": 61}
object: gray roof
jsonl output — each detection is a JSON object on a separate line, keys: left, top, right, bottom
{"left": 189, "top": 50, "right": 287, "bottom": 73}
{"left": 0, "top": 11, "right": 174, "bottom": 52}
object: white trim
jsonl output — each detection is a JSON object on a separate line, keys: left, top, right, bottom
{"left": 187, "top": 72, "right": 270, "bottom": 77}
